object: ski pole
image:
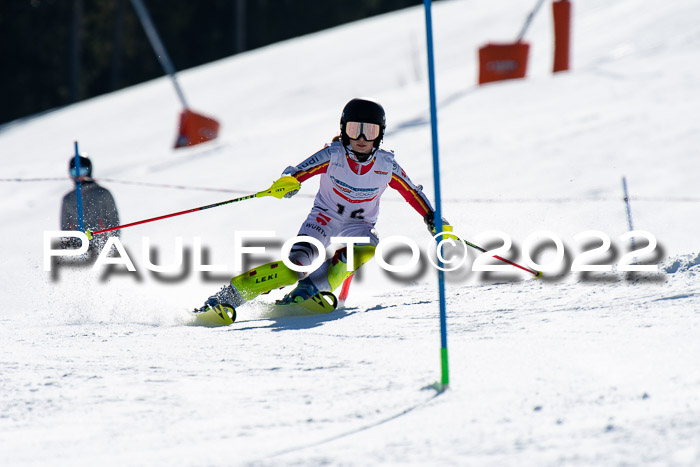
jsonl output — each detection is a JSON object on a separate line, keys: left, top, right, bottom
{"left": 130, "top": 0, "right": 189, "bottom": 108}
{"left": 86, "top": 176, "right": 300, "bottom": 239}
{"left": 459, "top": 236, "right": 542, "bottom": 277}
{"left": 516, "top": 0, "right": 546, "bottom": 42}
{"left": 622, "top": 176, "right": 635, "bottom": 250}
{"left": 74, "top": 141, "right": 85, "bottom": 232}
{"left": 338, "top": 274, "right": 353, "bottom": 303}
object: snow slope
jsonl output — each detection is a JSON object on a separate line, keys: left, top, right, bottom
{"left": 1, "top": 0, "right": 700, "bottom": 465}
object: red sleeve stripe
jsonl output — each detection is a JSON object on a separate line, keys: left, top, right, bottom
{"left": 293, "top": 161, "right": 329, "bottom": 182}
{"left": 389, "top": 174, "right": 431, "bottom": 216}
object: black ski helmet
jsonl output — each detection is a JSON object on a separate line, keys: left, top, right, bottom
{"left": 69, "top": 155, "right": 92, "bottom": 179}
{"left": 340, "top": 98, "right": 386, "bottom": 149}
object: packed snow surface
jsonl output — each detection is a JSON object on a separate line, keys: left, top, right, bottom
{"left": 1, "top": 0, "right": 699, "bottom": 465}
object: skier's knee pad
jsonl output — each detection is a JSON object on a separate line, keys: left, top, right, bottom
{"left": 230, "top": 260, "right": 298, "bottom": 301}
{"left": 327, "top": 245, "right": 376, "bottom": 291}
{"left": 288, "top": 238, "right": 321, "bottom": 267}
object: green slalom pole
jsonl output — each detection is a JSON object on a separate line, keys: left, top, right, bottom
{"left": 423, "top": 0, "right": 449, "bottom": 391}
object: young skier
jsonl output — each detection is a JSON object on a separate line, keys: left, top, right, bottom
{"left": 61, "top": 155, "right": 120, "bottom": 256}
{"left": 195, "top": 98, "right": 451, "bottom": 323}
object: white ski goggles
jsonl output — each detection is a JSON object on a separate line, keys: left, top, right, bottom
{"left": 345, "top": 121, "right": 381, "bottom": 141}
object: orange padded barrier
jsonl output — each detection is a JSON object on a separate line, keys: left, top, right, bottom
{"left": 174, "top": 109, "right": 220, "bottom": 148}
{"left": 478, "top": 42, "right": 530, "bottom": 85}
{"left": 552, "top": 0, "right": 571, "bottom": 72}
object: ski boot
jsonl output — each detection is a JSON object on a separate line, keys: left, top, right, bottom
{"left": 193, "top": 285, "right": 244, "bottom": 326}
{"left": 275, "top": 277, "right": 338, "bottom": 313}
{"left": 276, "top": 277, "right": 320, "bottom": 305}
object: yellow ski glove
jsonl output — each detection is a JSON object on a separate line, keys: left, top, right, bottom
{"left": 424, "top": 212, "right": 460, "bottom": 241}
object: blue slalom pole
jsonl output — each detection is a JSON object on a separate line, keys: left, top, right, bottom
{"left": 74, "top": 141, "right": 84, "bottom": 232}
{"left": 423, "top": 0, "right": 449, "bottom": 389}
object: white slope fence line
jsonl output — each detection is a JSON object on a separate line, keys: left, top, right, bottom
{"left": 3, "top": 178, "right": 699, "bottom": 203}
